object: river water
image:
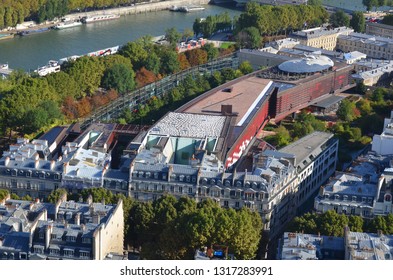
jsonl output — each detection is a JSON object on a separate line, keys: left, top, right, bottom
{"left": 323, "top": 0, "right": 391, "bottom": 11}
{"left": 0, "top": 5, "right": 241, "bottom": 71}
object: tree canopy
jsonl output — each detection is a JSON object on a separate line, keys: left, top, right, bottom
{"left": 350, "top": 11, "right": 366, "bottom": 32}
{"left": 330, "top": 10, "right": 350, "bottom": 28}
{"left": 128, "top": 195, "right": 263, "bottom": 259}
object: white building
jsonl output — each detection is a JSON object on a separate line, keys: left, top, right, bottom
{"left": 372, "top": 111, "right": 393, "bottom": 155}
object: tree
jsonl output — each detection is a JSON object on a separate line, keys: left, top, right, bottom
{"left": 102, "top": 63, "right": 136, "bottom": 94}
{"left": 47, "top": 188, "right": 67, "bottom": 203}
{"left": 363, "top": 0, "right": 379, "bottom": 11}
{"left": 177, "top": 53, "right": 191, "bottom": 70}
{"left": 236, "top": 27, "right": 261, "bottom": 49}
{"left": 382, "top": 14, "right": 393, "bottom": 26}
{"left": 160, "top": 50, "right": 180, "bottom": 75}
{"left": 330, "top": 10, "right": 350, "bottom": 27}
{"left": 356, "top": 99, "right": 372, "bottom": 116}
{"left": 80, "top": 188, "right": 115, "bottom": 203}
{"left": 350, "top": 11, "right": 366, "bottom": 33}
{"left": 144, "top": 52, "right": 161, "bottom": 75}
{"left": 185, "top": 49, "right": 208, "bottom": 67}
{"left": 269, "top": 126, "right": 291, "bottom": 148}
{"left": 336, "top": 99, "right": 357, "bottom": 122}
{"left": 201, "top": 43, "right": 219, "bottom": 61}
{"left": 308, "top": 0, "right": 323, "bottom": 5}
{"left": 46, "top": 71, "right": 80, "bottom": 99}
{"left": 119, "top": 42, "right": 149, "bottom": 70}
{"left": 135, "top": 67, "right": 157, "bottom": 87}
{"left": 239, "top": 61, "right": 254, "bottom": 75}
{"left": 220, "top": 68, "right": 237, "bottom": 82}
{"left": 22, "top": 100, "right": 62, "bottom": 134}
{"left": 0, "top": 189, "right": 9, "bottom": 201}
{"left": 165, "top": 27, "right": 182, "bottom": 48}
{"left": 182, "top": 28, "right": 194, "bottom": 43}
{"left": 65, "top": 56, "right": 105, "bottom": 96}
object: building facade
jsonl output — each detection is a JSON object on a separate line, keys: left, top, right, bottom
{"left": 337, "top": 32, "right": 393, "bottom": 59}
{"left": 129, "top": 118, "right": 337, "bottom": 238}
{"left": 366, "top": 21, "right": 393, "bottom": 39}
{"left": 372, "top": 111, "right": 393, "bottom": 155}
{"left": 289, "top": 26, "right": 353, "bottom": 51}
{"left": 0, "top": 194, "right": 124, "bottom": 260}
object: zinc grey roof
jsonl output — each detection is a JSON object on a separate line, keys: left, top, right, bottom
{"left": 311, "top": 95, "right": 345, "bottom": 109}
{"left": 149, "top": 112, "right": 226, "bottom": 138}
{"left": 280, "top": 131, "right": 334, "bottom": 170}
{"left": 104, "top": 169, "right": 129, "bottom": 181}
{"left": 1, "top": 232, "right": 30, "bottom": 252}
{"left": 290, "top": 26, "right": 353, "bottom": 39}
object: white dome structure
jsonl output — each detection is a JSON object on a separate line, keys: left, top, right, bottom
{"left": 278, "top": 54, "right": 334, "bottom": 74}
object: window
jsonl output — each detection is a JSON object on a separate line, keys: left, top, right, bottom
{"left": 67, "top": 236, "right": 76, "bottom": 242}
{"left": 134, "top": 192, "right": 139, "bottom": 199}
{"left": 49, "top": 249, "right": 60, "bottom": 256}
{"left": 82, "top": 238, "right": 91, "bottom": 244}
{"left": 63, "top": 249, "right": 74, "bottom": 257}
{"left": 34, "top": 246, "right": 44, "bottom": 254}
{"left": 188, "top": 187, "right": 193, "bottom": 194}
{"left": 235, "top": 201, "right": 240, "bottom": 208}
{"left": 80, "top": 251, "right": 90, "bottom": 259}
{"left": 224, "top": 201, "right": 229, "bottom": 207}
{"left": 178, "top": 186, "right": 183, "bottom": 193}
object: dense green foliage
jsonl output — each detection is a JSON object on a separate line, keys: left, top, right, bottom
{"left": 0, "top": 0, "right": 168, "bottom": 28}
{"left": 117, "top": 64, "right": 248, "bottom": 125}
{"left": 330, "top": 10, "right": 350, "bottom": 27}
{"left": 265, "top": 111, "right": 326, "bottom": 148}
{"left": 236, "top": 26, "right": 262, "bottom": 49}
{"left": 236, "top": 3, "right": 329, "bottom": 36}
{"left": 0, "top": 189, "right": 9, "bottom": 201}
{"left": 0, "top": 33, "right": 235, "bottom": 138}
{"left": 382, "top": 14, "right": 393, "bottom": 26}
{"left": 193, "top": 12, "right": 233, "bottom": 38}
{"left": 350, "top": 11, "right": 366, "bottom": 33}
{"left": 128, "top": 195, "right": 263, "bottom": 260}
{"left": 289, "top": 210, "right": 393, "bottom": 236}
{"left": 363, "top": 0, "right": 393, "bottom": 11}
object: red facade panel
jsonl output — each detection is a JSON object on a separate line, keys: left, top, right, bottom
{"left": 274, "top": 67, "right": 352, "bottom": 120}
{"left": 225, "top": 99, "right": 270, "bottom": 168}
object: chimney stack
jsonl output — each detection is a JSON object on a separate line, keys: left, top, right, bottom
{"left": 50, "top": 160, "right": 56, "bottom": 171}
{"left": 4, "top": 157, "right": 10, "bottom": 167}
{"left": 34, "top": 159, "right": 40, "bottom": 169}
{"left": 87, "top": 195, "right": 93, "bottom": 205}
{"left": 92, "top": 214, "right": 101, "bottom": 224}
{"left": 74, "top": 213, "right": 81, "bottom": 226}
{"left": 63, "top": 162, "right": 68, "bottom": 174}
{"left": 45, "top": 224, "right": 53, "bottom": 249}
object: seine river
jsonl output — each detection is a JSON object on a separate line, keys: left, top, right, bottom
{"left": 0, "top": 5, "right": 241, "bottom": 71}
{"left": 323, "top": 0, "right": 391, "bottom": 11}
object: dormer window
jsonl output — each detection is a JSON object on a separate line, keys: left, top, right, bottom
{"left": 385, "top": 194, "right": 392, "bottom": 202}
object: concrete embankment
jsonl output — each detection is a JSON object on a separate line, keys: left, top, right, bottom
{"left": 0, "top": 0, "right": 211, "bottom": 34}
{"left": 66, "top": 0, "right": 211, "bottom": 20}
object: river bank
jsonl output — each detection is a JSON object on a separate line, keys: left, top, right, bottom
{"left": 0, "top": 0, "right": 211, "bottom": 35}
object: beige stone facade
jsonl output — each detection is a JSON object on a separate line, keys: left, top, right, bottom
{"left": 290, "top": 26, "right": 354, "bottom": 51}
